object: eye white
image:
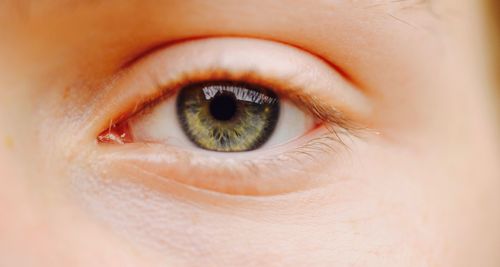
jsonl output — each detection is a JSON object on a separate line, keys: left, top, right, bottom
{"left": 260, "top": 100, "right": 314, "bottom": 148}
{"left": 129, "top": 93, "right": 314, "bottom": 150}
{"left": 129, "top": 97, "right": 193, "bottom": 148}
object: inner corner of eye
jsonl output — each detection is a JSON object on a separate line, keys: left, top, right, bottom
{"left": 97, "top": 120, "right": 133, "bottom": 145}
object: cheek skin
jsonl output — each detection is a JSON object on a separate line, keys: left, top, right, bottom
{"left": 70, "top": 134, "right": 438, "bottom": 266}
{"left": 0, "top": 156, "right": 163, "bottom": 266}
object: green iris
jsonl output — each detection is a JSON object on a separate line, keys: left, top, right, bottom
{"left": 176, "top": 81, "right": 280, "bottom": 152}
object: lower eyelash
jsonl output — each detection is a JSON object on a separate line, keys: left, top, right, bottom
{"left": 95, "top": 126, "right": 356, "bottom": 196}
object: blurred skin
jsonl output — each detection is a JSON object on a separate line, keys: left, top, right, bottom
{"left": 0, "top": 0, "right": 499, "bottom": 266}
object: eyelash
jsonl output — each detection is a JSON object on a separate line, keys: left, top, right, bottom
{"left": 97, "top": 68, "right": 356, "bottom": 147}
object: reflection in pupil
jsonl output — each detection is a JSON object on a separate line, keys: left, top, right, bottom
{"left": 209, "top": 93, "right": 237, "bottom": 121}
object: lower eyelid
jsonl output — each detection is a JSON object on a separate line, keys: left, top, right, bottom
{"left": 95, "top": 128, "right": 352, "bottom": 196}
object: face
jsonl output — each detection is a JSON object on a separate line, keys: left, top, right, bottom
{"left": 0, "top": 0, "right": 499, "bottom": 266}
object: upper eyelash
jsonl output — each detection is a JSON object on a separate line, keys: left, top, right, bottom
{"left": 99, "top": 68, "right": 359, "bottom": 143}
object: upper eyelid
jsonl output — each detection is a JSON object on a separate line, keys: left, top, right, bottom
{"left": 124, "top": 70, "right": 349, "bottom": 128}
{"left": 89, "top": 37, "right": 372, "bottom": 137}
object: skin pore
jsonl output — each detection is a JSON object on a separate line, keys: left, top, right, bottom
{"left": 0, "top": 0, "right": 499, "bottom": 266}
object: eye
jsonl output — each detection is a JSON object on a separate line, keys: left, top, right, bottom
{"left": 93, "top": 37, "right": 369, "bottom": 195}
{"left": 111, "top": 80, "right": 314, "bottom": 153}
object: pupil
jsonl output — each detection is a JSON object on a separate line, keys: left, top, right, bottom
{"left": 209, "top": 93, "right": 237, "bottom": 121}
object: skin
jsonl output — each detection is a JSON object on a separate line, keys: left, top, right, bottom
{"left": 0, "top": 0, "right": 499, "bottom": 266}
